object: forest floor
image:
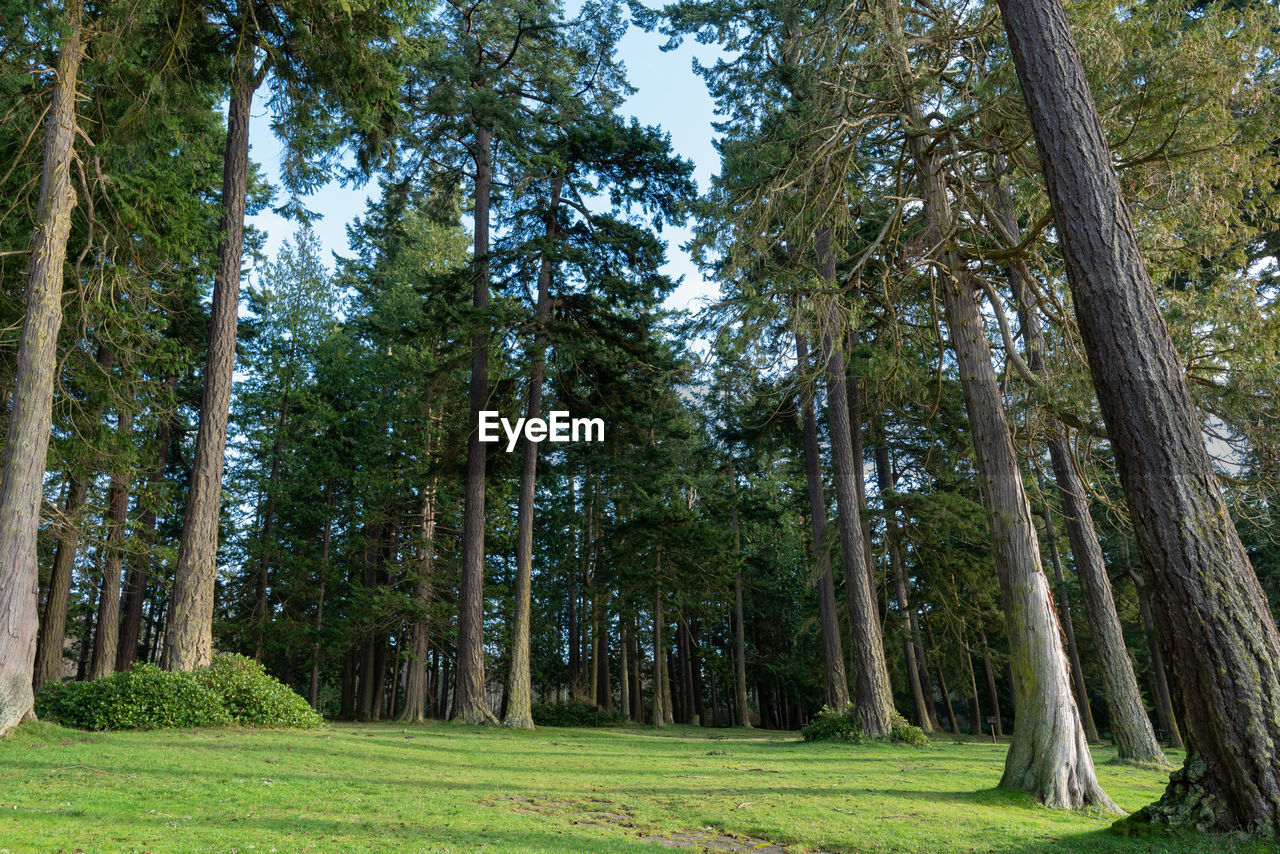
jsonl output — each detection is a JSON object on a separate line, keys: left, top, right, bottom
{"left": 0, "top": 720, "right": 1274, "bottom": 853}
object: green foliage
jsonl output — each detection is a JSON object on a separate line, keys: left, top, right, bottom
{"left": 35, "top": 665, "right": 232, "bottom": 731}
{"left": 35, "top": 655, "right": 321, "bottom": 731}
{"left": 530, "top": 701, "right": 628, "bottom": 727}
{"left": 801, "top": 704, "right": 863, "bottom": 743}
{"left": 888, "top": 711, "right": 929, "bottom": 748}
{"left": 193, "top": 654, "right": 324, "bottom": 729}
{"left": 801, "top": 706, "right": 927, "bottom": 747}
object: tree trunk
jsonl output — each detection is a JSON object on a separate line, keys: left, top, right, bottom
{"left": 619, "top": 620, "right": 630, "bottom": 721}
{"left": 504, "top": 175, "right": 562, "bottom": 729}
{"left": 998, "top": 0, "right": 1279, "bottom": 829}
{"left": 401, "top": 455, "right": 437, "bottom": 723}
{"left": 872, "top": 426, "right": 932, "bottom": 732}
{"left": 118, "top": 375, "right": 179, "bottom": 672}
{"left": 453, "top": 121, "right": 495, "bottom": 724}
{"left": 653, "top": 581, "right": 667, "bottom": 727}
{"left": 163, "top": 52, "right": 261, "bottom": 672}
{"left": 90, "top": 410, "right": 133, "bottom": 679}
{"left": 997, "top": 156, "right": 1167, "bottom": 765}
{"left": 33, "top": 476, "right": 89, "bottom": 693}
{"left": 795, "top": 331, "right": 851, "bottom": 712}
{"left": 816, "top": 269, "right": 895, "bottom": 736}
{"left": 729, "top": 457, "right": 751, "bottom": 728}
{"left": 309, "top": 483, "right": 333, "bottom": 711}
{"left": 1038, "top": 502, "right": 1099, "bottom": 742}
{"left": 963, "top": 636, "right": 982, "bottom": 736}
{"left": 252, "top": 397, "right": 289, "bottom": 662}
{"left": 1047, "top": 443, "right": 1166, "bottom": 764}
{"left": 882, "top": 0, "right": 1113, "bottom": 810}
{"left": 0, "top": 0, "right": 83, "bottom": 734}
{"left": 1131, "top": 569, "right": 1183, "bottom": 750}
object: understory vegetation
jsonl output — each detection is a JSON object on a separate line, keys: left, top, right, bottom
{"left": 34, "top": 654, "right": 322, "bottom": 731}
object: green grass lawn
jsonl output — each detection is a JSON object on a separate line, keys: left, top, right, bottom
{"left": 0, "top": 721, "right": 1274, "bottom": 853}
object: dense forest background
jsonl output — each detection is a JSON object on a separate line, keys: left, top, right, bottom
{"left": 5, "top": 0, "right": 1280, "bottom": 828}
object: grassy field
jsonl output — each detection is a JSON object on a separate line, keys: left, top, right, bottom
{"left": 0, "top": 721, "right": 1274, "bottom": 853}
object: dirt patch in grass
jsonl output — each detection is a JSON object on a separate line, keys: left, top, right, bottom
{"left": 636, "top": 828, "right": 833, "bottom": 852}
{"left": 477, "top": 793, "right": 638, "bottom": 828}
{"left": 478, "top": 795, "right": 826, "bottom": 852}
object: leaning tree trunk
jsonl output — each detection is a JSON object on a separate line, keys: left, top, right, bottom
{"left": 90, "top": 409, "right": 133, "bottom": 679}
{"left": 996, "top": 162, "right": 1166, "bottom": 765}
{"left": 998, "top": 0, "right": 1280, "bottom": 830}
{"left": 453, "top": 121, "right": 496, "bottom": 725}
{"left": 815, "top": 247, "right": 895, "bottom": 736}
{"left": 0, "top": 0, "right": 83, "bottom": 735}
{"left": 163, "top": 52, "right": 261, "bottom": 671}
{"left": 882, "top": 0, "right": 1114, "bottom": 810}
{"left": 795, "top": 332, "right": 851, "bottom": 711}
{"left": 1038, "top": 502, "right": 1099, "bottom": 743}
{"left": 1047, "top": 450, "right": 1166, "bottom": 764}
{"left": 504, "top": 174, "right": 562, "bottom": 730}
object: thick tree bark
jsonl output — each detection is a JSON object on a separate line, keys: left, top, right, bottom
{"left": 504, "top": 176, "right": 561, "bottom": 728}
{"left": 0, "top": 0, "right": 83, "bottom": 735}
{"left": 795, "top": 332, "right": 851, "bottom": 711}
{"left": 118, "top": 376, "right": 179, "bottom": 671}
{"left": 872, "top": 426, "right": 932, "bottom": 732}
{"left": 90, "top": 410, "right": 133, "bottom": 679}
{"left": 998, "top": 0, "right": 1280, "bottom": 830}
{"left": 163, "top": 53, "right": 261, "bottom": 671}
{"left": 816, "top": 266, "right": 895, "bottom": 736}
{"left": 453, "top": 121, "right": 495, "bottom": 724}
{"left": 882, "top": 0, "right": 1113, "bottom": 810}
{"left": 33, "top": 476, "right": 89, "bottom": 693}
{"left": 1038, "top": 502, "right": 1098, "bottom": 742}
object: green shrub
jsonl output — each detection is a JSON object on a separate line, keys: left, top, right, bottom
{"left": 35, "top": 654, "right": 322, "bottom": 731}
{"left": 35, "top": 664, "right": 231, "bottom": 731}
{"left": 801, "top": 706, "right": 930, "bottom": 746}
{"left": 194, "top": 654, "right": 323, "bottom": 728}
{"left": 801, "top": 704, "right": 863, "bottom": 743}
{"left": 888, "top": 711, "right": 930, "bottom": 747}
{"left": 530, "top": 700, "right": 628, "bottom": 727}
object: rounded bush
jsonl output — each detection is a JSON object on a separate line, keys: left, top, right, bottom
{"left": 194, "top": 653, "right": 323, "bottom": 728}
{"left": 35, "top": 654, "right": 322, "bottom": 731}
{"left": 801, "top": 704, "right": 863, "bottom": 743}
{"left": 888, "top": 711, "right": 930, "bottom": 747}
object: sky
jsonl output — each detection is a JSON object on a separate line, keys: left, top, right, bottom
{"left": 244, "top": 9, "right": 726, "bottom": 315}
